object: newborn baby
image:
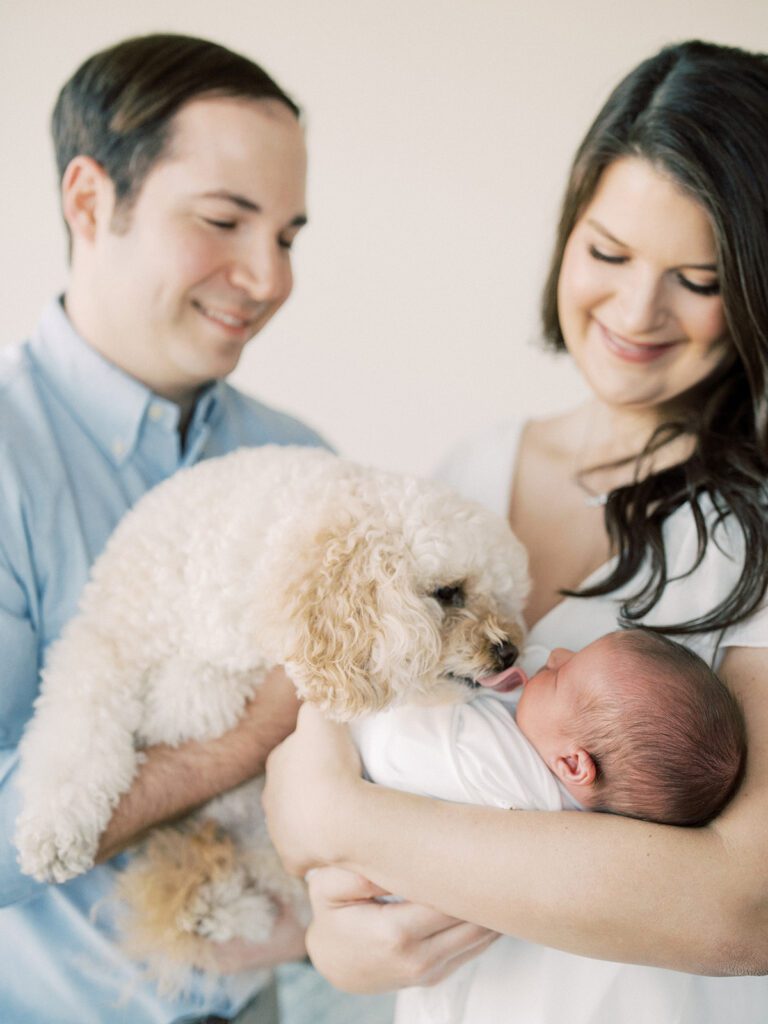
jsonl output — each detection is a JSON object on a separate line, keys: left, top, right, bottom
{"left": 352, "top": 628, "right": 746, "bottom": 1024}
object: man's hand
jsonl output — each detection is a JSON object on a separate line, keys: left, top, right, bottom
{"left": 304, "top": 867, "right": 498, "bottom": 993}
{"left": 203, "top": 903, "right": 307, "bottom": 973}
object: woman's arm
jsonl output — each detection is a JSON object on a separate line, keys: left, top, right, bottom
{"left": 304, "top": 868, "right": 498, "bottom": 993}
{"left": 264, "top": 647, "right": 768, "bottom": 977}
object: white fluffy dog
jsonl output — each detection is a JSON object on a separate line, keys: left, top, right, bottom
{"left": 15, "top": 445, "right": 528, "bottom": 979}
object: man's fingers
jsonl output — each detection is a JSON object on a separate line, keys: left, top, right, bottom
{"left": 204, "top": 904, "right": 308, "bottom": 972}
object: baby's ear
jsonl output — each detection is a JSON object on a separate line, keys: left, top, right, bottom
{"left": 553, "top": 748, "right": 596, "bottom": 790}
{"left": 282, "top": 518, "right": 395, "bottom": 721}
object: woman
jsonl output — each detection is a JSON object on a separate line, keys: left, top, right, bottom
{"left": 264, "top": 40, "right": 768, "bottom": 1022}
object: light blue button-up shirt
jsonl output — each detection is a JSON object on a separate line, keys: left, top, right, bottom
{"left": 0, "top": 298, "right": 328, "bottom": 1023}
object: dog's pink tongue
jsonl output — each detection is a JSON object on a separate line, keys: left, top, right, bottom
{"left": 477, "top": 666, "right": 527, "bottom": 693}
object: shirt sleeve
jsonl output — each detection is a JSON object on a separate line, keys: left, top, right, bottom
{"left": 433, "top": 421, "right": 523, "bottom": 517}
{"left": 720, "top": 599, "right": 768, "bottom": 650}
{"left": 0, "top": 555, "right": 46, "bottom": 906}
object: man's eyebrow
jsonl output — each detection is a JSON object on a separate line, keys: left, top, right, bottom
{"left": 200, "top": 190, "right": 308, "bottom": 227}
{"left": 586, "top": 217, "right": 717, "bottom": 271}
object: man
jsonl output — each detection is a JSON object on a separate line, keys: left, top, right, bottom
{"left": 0, "top": 33, "right": 324, "bottom": 1023}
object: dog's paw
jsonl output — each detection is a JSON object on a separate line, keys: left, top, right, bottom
{"left": 177, "top": 877, "right": 278, "bottom": 944}
{"left": 15, "top": 816, "right": 98, "bottom": 883}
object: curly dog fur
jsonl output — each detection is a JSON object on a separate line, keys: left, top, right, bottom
{"left": 15, "top": 445, "right": 528, "bottom": 988}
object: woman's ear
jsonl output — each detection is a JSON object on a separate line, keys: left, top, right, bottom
{"left": 61, "top": 155, "right": 114, "bottom": 246}
{"left": 552, "top": 748, "right": 596, "bottom": 791}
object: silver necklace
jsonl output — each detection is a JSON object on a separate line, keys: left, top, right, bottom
{"left": 574, "top": 474, "right": 610, "bottom": 508}
{"left": 581, "top": 489, "right": 609, "bottom": 508}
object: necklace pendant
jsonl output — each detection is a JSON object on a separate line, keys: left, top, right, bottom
{"left": 583, "top": 491, "right": 609, "bottom": 508}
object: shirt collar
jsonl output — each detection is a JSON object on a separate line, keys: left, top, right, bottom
{"left": 28, "top": 297, "right": 222, "bottom": 466}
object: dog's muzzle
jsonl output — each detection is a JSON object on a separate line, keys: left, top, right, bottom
{"left": 492, "top": 641, "right": 519, "bottom": 671}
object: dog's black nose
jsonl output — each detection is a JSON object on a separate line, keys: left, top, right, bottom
{"left": 494, "top": 641, "right": 519, "bottom": 670}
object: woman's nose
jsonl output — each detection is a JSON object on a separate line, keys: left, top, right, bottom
{"left": 616, "top": 268, "right": 667, "bottom": 335}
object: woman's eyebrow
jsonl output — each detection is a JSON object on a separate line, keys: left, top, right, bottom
{"left": 586, "top": 218, "right": 628, "bottom": 248}
{"left": 586, "top": 217, "right": 717, "bottom": 271}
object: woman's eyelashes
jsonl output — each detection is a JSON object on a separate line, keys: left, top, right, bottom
{"left": 676, "top": 274, "right": 720, "bottom": 297}
{"left": 588, "top": 244, "right": 720, "bottom": 296}
{"left": 588, "top": 243, "right": 625, "bottom": 265}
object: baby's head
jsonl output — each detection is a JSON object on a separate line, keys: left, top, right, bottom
{"left": 515, "top": 629, "right": 746, "bottom": 826}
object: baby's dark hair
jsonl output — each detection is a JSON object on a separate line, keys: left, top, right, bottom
{"left": 575, "top": 630, "right": 746, "bottom": 826}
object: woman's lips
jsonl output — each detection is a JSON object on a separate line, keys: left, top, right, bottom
{"left": 597, "top": 320, "right": 680, "bottom": 363}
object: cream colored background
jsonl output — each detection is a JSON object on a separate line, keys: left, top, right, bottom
{"left": 3, "top": 1, "right": 767, "bottom": 474}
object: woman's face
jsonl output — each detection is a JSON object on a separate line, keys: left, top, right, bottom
{"left": 557, "top": 157, "right": 731, "bottom": 416}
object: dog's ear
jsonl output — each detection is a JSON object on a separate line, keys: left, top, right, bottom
{"left": 282, "top": 518, "right": 397, "bottom": 720}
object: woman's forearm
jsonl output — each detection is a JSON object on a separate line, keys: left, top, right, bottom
{"left": 264, "top": 650, "right": 768, "bottom": 978}
{"left": 335, "top": 779, "right": 765, "bottom": 976}
{"left": 311, "top": 646, "right": 768, "bottom": 976}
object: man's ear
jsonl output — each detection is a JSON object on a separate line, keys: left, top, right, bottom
{"left": 552, "top": 748, "right": 596, "bottom": 790}
{"left": 60, "top": 155, "right": 114, "bottom": 245}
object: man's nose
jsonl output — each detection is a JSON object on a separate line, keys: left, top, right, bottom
{"left": 229, "top": 242, "right": 287, "bottom": 300}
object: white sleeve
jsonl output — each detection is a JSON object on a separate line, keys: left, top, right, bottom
{"left": 721, "top": 599, "right": 768, "bottom": 650}
{"left": 433, "top": 421, "right": 523, "bottom": 517}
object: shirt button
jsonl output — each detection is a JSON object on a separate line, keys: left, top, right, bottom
{"left": 112, "top": 439, "right": 125, "bottom": 458}
{"left": 148, "top": 403, "right": 164, "bottom": 422}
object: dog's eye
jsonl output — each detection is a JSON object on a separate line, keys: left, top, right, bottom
{"left": 432, "top": 585, "right": 465, "bottom": 609}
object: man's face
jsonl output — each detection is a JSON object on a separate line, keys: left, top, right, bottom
{"left": 82, "top": 96, "right": 307, "bottom": 402}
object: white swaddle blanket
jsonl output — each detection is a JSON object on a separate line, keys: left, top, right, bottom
{"left": 350, "top": 644, "right": 578, "bottom": 1024}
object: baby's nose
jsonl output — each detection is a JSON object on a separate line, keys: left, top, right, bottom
{"left": 548, "top": 647, "right": 573, "bottom": 669}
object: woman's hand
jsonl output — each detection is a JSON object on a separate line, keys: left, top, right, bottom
{"left": 263, "top": 703, "right": 363, "bottom": 874}
{"left": 304, "top": 866, "right": 498, "bottom": 994}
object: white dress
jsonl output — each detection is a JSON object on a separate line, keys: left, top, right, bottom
{"left": 381, "top": 420, "right": 768, "bottom": 1024}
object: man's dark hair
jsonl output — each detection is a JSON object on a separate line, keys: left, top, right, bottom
{"left": 52, "top": 33, "right": 300, "bottom": 221}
